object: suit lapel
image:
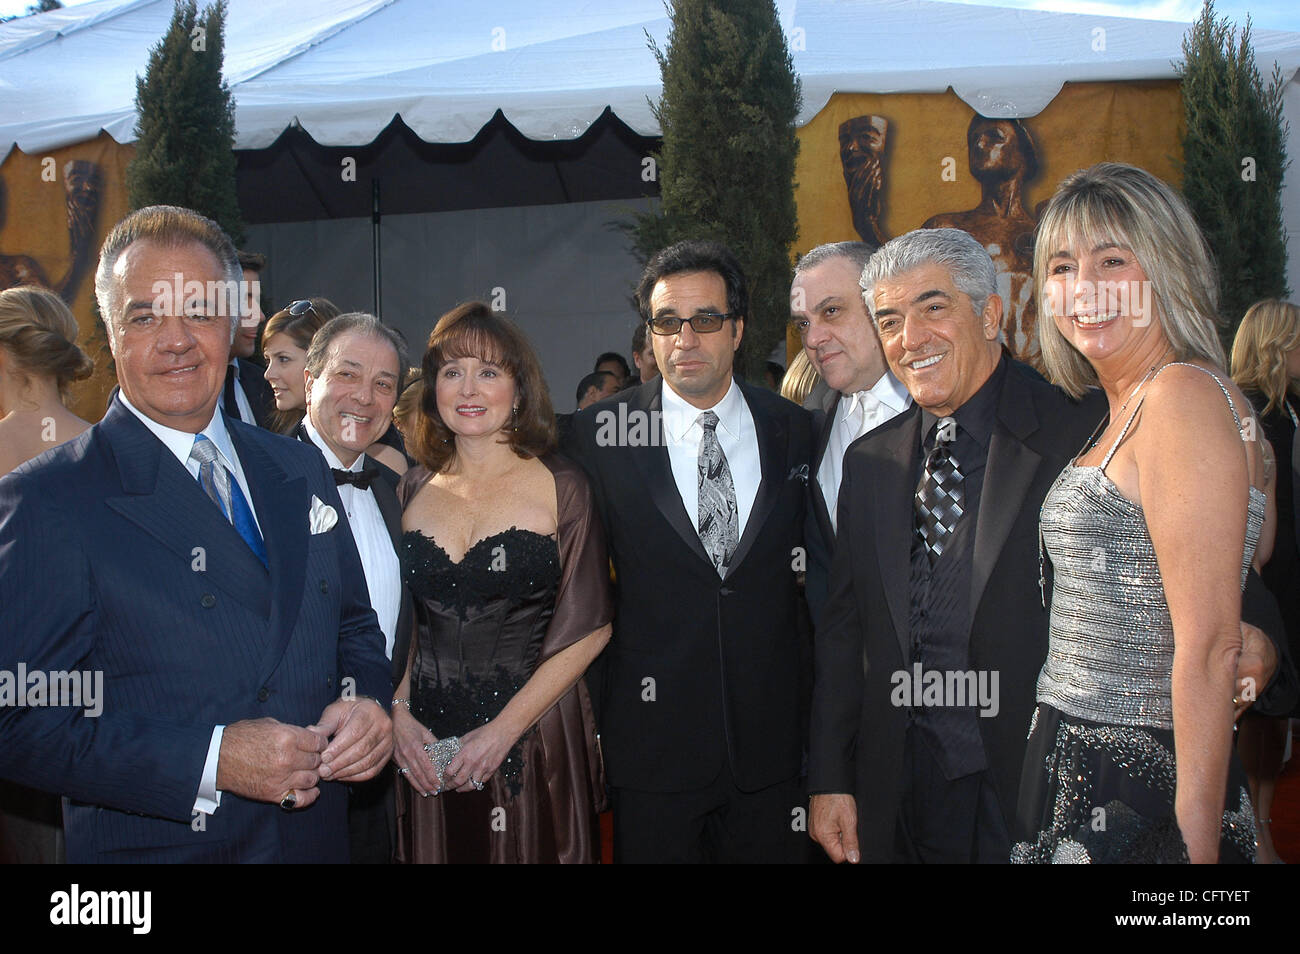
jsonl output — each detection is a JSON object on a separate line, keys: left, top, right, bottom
{"left": 810, "top": 392, "right": 840, "bottom": 546}
{"left": 871, "top": 406, "right": 921, "bottom": 663}
{"left": 228, "top": 422, "right": 309, "bottom": 682}
{"left": 969, "top": 370, "right": 1043, "bottom": 626}
{"left": 726, "top": 381, "right": 784, "bottom": 577}
{"left": 370, "top": 460, "right": 404, "bottom": 551}
{"left": 629, "top": 380, "right": 715, "bottom": 569}
{"left": 102, "top": 398, "right": 272, "bottom": 618}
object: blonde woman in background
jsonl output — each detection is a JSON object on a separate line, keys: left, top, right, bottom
{"left": 1231, "top": 298, "right": 1300, "bottom": 864}
{"left": 0, "top": 285, "right": 94, "bottom": 476}
{"left": 779, "top": 348, "right": 822, "bottom": 406}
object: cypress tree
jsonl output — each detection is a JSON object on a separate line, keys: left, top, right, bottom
{"left": 630, "top": 0, "right": 801, "bottom": 380}
{"left": 1179, "top": 0, "right": 1289, "bottom": 343}
{"left": 126, "top": 0, "right": 245, "bottom": 245}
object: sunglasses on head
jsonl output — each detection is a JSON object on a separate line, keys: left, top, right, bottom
{"left": 288, "top": 300, "right": 317, "bottom": 317}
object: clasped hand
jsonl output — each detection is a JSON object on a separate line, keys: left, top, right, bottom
{"left": 392, "top": 706, "right": 514, "bottom": 796}
{"left": 216, "top": 697, "right": 393, "bottom": 809}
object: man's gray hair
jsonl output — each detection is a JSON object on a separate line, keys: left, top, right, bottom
{"left": 858, "top": 228, "right": 997, "bottom": 324}
{"left": 305, "top": 312, "right": 409, "bottom": 390}
{"left": 794, "top": 240, "right": 878, "bottom": 279}
{"left": 94, "top": 205, "right": 243, "bottom": 344}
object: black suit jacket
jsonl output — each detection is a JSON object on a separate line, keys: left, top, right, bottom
{"left": 235, "top": 357, "right": 276, "bottom": 429}
{"left": 564, "top": 377, "right": 814, "bottom": 793}
{"left": 802, "top": 382, "right": 840, "bottom": 628}
{"left": 294, "top": 423, "right": 413, "bottom": 685}
{"left": 808, "top": 361, "right": 1105, "bottom": 859}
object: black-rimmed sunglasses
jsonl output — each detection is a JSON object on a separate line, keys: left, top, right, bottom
{"left": 647, "top": 312, "right": 738, "bottom": 335}
{"left": 287, "top": 299, "right": 318, "bottom": 317}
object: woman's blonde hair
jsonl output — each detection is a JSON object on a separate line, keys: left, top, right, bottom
{"left": 779, "top": 349, "right": 821, "bottom": 406}
{"left": 1034, "top": 163, "right": 1225, "bottom": 397}
{"left": 1231, "top": 299, "right": 1300, "bottom": 415}
{"left": 0, "top": 285, "right": 94, "bottom": 403}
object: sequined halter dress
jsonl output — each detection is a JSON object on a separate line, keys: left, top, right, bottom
{"left": 1012, "top": 364, "right": 1263, "bottom": 864}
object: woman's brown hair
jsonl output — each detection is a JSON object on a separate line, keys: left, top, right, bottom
{"left": 260, "top": 297, "right": 339, "bottom": 434}
{"left": 411, "top": 302, "right": 555, "bottom": 473}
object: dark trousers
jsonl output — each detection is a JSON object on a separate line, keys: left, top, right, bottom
{"left": 612, "top": 767, "right": 806, "bottom": 863}
{"left": 893, "top": 728, "right": 1009, "bottom": 863}
{"left": 348, "top": 765, "right": 396, "bottom": 864}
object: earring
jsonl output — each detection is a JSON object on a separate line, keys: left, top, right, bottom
{"left": 512, "top": 406, "right": 520, "bottom": 431}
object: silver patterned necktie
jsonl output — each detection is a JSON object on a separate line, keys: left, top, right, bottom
{"left": 697, "top": 410, "right": 739, "bottom": 575}
{"left": 915, "top": 417, "right": 964, "bottom": 565}
{"left": 190, "top": 434, "right": 233, "bottom": 519}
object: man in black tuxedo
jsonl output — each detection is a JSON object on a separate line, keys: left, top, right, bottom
{"left": 809, "top": 228, "right": 1287, "bottom": 864}
{"left": 223, "top": 249, "right": 274, "bottom": 428}
{"left": 565, "top": 240, "right": 813, "bottom": 863}
{"left": 297, "top": 311, "right": 411, "bottom": 862}
{"left": 793, "top": 241, "right": 911, "bottom": 626}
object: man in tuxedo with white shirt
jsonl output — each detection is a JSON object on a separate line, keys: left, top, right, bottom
{"left": 0, "top": 205, "right": 392, "bottom": 862}
{"left": 565, "top": 240, "right": 813, "bottom": 862}
{"left": 297, "top": 312, "right": 411, "bottom": 863}
{"left": 792, "top": 242, "right": 911, "bottom": 625}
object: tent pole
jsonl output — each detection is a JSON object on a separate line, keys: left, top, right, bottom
{"left": 372, "top": 178, "right": 382, "bottom": 318}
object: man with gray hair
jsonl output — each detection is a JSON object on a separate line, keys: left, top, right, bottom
{"left": 297, "top": 312, "right": 409, "bottom": 676}
{"left": 807, "top": 227, "right": 1107, "bottom": 863}
{"left": 808, "top": 228, "right": 1286, "bottom": 864}
{"left": 297, "top": 312, "right": 410, "bottom": 863}
{"left": 0, "top": 205, "right": 392, "bottom": 862}
{"left": 791, "top": 240, "right": 910, "bottom": 624}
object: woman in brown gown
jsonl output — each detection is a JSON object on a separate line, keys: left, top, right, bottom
{"left": 391, "top": 301, "right": 612, "bottom": 863}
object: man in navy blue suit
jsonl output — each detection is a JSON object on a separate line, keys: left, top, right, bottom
{"left": 0, "top": 205, "right": 392, "bottom": 862}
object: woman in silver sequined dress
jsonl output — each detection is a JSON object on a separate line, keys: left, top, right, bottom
{"left": 1012, "top": 164, "right": 1270, "bottom": 864}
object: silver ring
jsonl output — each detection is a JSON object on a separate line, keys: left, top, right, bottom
{"left": 398, "top": 767, "right": 409, "bottom": 776}
{"left": 279, "top": 790, "right": 297, "bottom": 810}
{"left": 472, "top": 777, "right": 484, "bottom": 791}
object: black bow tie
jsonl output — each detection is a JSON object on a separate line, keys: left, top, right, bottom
{"left": 332, "top": 467, "right": 378, "bottom": 489}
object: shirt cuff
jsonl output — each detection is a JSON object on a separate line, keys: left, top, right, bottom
{"left": 194, "top": 725, "right": 225, "bottom": 815}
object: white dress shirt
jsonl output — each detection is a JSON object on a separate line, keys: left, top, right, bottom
{"left": 817, "top": 371, "right": 912, "bottom": 532}
{"left": 661, "top": 378, "right": 761, "bottom": 568}
{"left": 303, "top": 418, "right": 401, "bottom": 660}
{"left": 118, "top": 392, "right": 267, "bottom": 816}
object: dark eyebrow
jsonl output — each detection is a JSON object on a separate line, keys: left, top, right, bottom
{"left": 812, "top": 295, "right": 843, "bottom": 312}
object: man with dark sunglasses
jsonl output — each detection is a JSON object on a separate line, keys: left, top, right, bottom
{"left": 564, "top": 239, "right": 813, "bottom": 862}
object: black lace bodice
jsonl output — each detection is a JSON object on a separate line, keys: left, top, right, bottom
{"left": 400, "top": 527, "right": 561, "bottom": 793}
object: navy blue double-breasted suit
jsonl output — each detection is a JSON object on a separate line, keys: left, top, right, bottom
{"left": 0, "top": 393, "right": 390, "bottom": 862}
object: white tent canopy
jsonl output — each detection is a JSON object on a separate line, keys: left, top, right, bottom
{"left": 3, "top": 0, "right": 1300, "bottom": 155}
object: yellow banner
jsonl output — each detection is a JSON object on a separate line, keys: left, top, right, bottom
{"left": 1, "top": 134, "right": 136, "bottom": 420}
{"left": 792, "top": 81, "right": 1184, "bottom": 369}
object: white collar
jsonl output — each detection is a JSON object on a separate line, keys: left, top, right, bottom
{"left": 840, "top": 370, "right": 912, "bottom": 422}
{"left": 303, "top": 414, "right": 363, "bottom": 472}
{"left": 118, "top": 390, "right": 238, "bottom": 472}
{"left": 661, "top": 376, "right": 745, "bottom": 443}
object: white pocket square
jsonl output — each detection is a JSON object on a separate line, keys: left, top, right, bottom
{"left": 309, "top": 495, "right": 338, "bottom": 534}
